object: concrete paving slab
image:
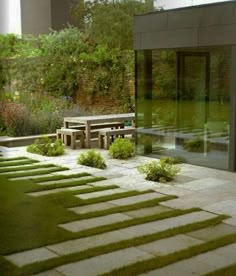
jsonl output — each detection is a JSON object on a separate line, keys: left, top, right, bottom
{"left": 137, "top": 234, "right": 203, "bottom": 256}
{"left": 59, "top": 213, "right": 131, "bottom": 232}
{"left": 178, "top": 177, "right": 230, "bottom": 191}
{"left": 27, "top": 185, "right": 91, "bottom": 197}
{"left": 33, "top": 270, "right": 62, "bottom": 276}
{"left": 47, "top": 211, "right": 216, "bottom": 257}
{"left": 56, "top": 247, "right": 153, "bottom": 276}
{"left": 118, "top": 211, "right": 217, "bottom": 240}
{"left": 224, "top": 216, "right": 236, "bottom": 226}
{"left": 108, "top": 192, "right": 164, "bottom": 206}
{"left": 37, "top": 176, "right": 93, "bottom": 185}
{"left": 47, "top": 230, "right": 126, "bottom": 256}
{"left": 140, "top": 258, "right": 216, "bottom": 276}
{"left": 123, "top": 206, "right": 171, "bottom": 218}
{"left": 70, "top": 202, "right": 116, "bottom": 214}
{"left": 75, "top": 188, "right": 127, "bottom": 200}
{"left": 203, "top": 200, "right": 236, "bottom": 216}
{"left": 4, "top": 247, "right": 58, "bottom": 267}
{"left": 186, "top": 223, "right": 236, "bottom": 241}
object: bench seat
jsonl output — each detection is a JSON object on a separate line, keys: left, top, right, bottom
{"left": 56, "top": 129, "right": 84, "bottom": 149}
{"left": 98, "top": 127, "right": 135, "bottom": 149}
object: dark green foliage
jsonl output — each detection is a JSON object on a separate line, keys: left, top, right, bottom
{"left": 27, "top": 136, "right": 65, "bottom": 156}
{"left": 77, "top": 149, "right": 106, "bottom": 169}
{"left": 109, "top": 138, "right": 135, "bottom": 159}
{"left": 160, "top": 156, "right": 185, "bottom": 165}
{"left": 184, "top": 137, "right": 210, "bottom": 153}
{"left": 138, "top": 160, "right": 180, "bottom": 183}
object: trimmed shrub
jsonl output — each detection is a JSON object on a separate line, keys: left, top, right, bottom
{"left": 160, "top": 156, "right": 184, "bottom": 165}
{"left": 27, "top": 136, "right": 64, "bottom": 156}
{"left": 77, "top": 150, "right": 106, "bottom": 169}
{"left": 109, "top": 138, "right": 134, "bottom": 159}
{"left": 138, "top": 160, "right": 180, "bottom": 183}
{"left": 184, "top": 137, "right": 210, "bottom": 153}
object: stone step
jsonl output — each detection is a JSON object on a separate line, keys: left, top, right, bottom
{"left": 75, "top": 188, "right": 128, "bottom": 200}
{"left": 55, "top": 234, "right": 204, "bottom": 276}
{"left": 56, "top": 247, "right": 153, "bottom": 276}
{"left": 70, "top": 192, "right": 165, "bottom": 215}
{"left": 4, "top": 211, "right": 218, "bottom": 267}
{"left": 141, "top": 242, "right": 236, "bottom": 276}
{"left": 59, "top": 213, "right": 132, "bottom": 232}
{"left": 37, "top": 176, "right": 96, "bottom": 186}
{"left": 27, "top": 185, "right": 92, "bottom": 197}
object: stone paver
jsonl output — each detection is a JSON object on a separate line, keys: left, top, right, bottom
{"left": 186, "top": 223, "right": 236, "bottom": 241}
{"left": 4, "top": 247, "right": 58, "bottom": 267}
{"left": 46, "top": 211, "right": 216, "bottom": 256}
{"left": 137, "top": 234, "right": 203, "bottom": 256}
{"left": 108, "top": 192, "right": 164, "bottom": 206}
{"left": 70, "top": 202, "right": 116, "bottom": 214}
{"left": 203, "top": 200, "right": 236, "bottom": 216}
{"left": 141, "top": 242, "right": 236, "bottom": 276}
{"left": 56, "top": 247, "right": 153, "bottom": 276}
{"left": 59, "top": 213, "right": 131, "bottom": 232}
{"left": 118, "top": 211, "right": 217, "bottom": 240}
{"left": 37, "top": 175, "right": 93, "bottom": 185}
{"left": 177, "top": 177, "right": 230, "bottom": 191}
{"left": 123, "top": 205, "right": 170, "bottom": 218}
{"left": 27, "top": 185, "right": 92, "bottom": 197}
{"left": 224, "top": 216, "right": 236, "bottom": 226}
{"left": 33, "top": 270, "right": 62, "bottom": 276}
{"left": 75, "top": 188, "right": 127, "bottom": 199}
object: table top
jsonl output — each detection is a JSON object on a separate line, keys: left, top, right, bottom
{"left": 64, "top": 113, "right": 135, "bottom": 124}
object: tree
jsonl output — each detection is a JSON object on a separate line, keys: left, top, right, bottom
{"left": 72, "top": 0, "right": 155, "bottom": 50}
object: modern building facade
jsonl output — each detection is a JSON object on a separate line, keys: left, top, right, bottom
{"left": 0, "top": 0, "right": 76, "bottom": 35}
{"left": 134, "top": 1, "right": 236, "bottom": 171}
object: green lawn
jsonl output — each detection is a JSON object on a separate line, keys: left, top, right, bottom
{"left": 0, "top": 157, "right": 235, "bottom": 276}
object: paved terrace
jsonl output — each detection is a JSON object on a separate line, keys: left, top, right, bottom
{"left": 0, "top": 145, "right": 236, "bottom": 275}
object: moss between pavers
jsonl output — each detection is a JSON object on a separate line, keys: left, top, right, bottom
{"left": 1, "top": 167, "right": 69, "bottom": 178}
{"left": 17, "top": 216, "right": 228, "bottom": 276}
{"left": 0, "top": 159, "right": 39, "bottom": 167}
{"left": 0, "top": 163, "right": 56, "bottom": 173}
{"left": 101, "top": 232, "right": 236, "bottom": 276}
{"left": 205, "top": 263, "right": 236, "bottom": 276}
{"left": 31, "top": 172, "right": 91, "bottom": 183}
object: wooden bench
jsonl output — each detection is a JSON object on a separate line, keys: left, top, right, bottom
{"left": 56, "top": 129, "right": 85, "bottom": 149}
{"left": 68, "top": 122, "right": 124, "bottom": 131}
{"left": 98, "top": 127, "right": 135, "bottom": 149}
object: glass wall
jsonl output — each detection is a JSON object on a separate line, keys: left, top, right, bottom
{"left": 136, "top": 46, "right": 231, "bottom": 170}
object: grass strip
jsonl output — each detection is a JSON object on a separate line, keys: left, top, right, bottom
{"left": 69, "top": 208, "right": 201, "bottom": 239}
{"left": 28, "top": 177, "right": 107, "bottom": 192}
{"left": 18, "top": 215, "right": 227, "bottom": 276}
{"left": 31, "top": 173, "right": 91, "bottom": 183}
{"left": 0, "top": 164, "right": 56, "bottom": 173}
{"left": 76, "top": 195, "right": 177, "bottom": 220}
{"left": 101, "top": 229, "right": 236, "bottom": 276}
{"left": 205, "top": 263, "right": 236, "bottom": 276}
{"left": 0, "top": 159, "right": 39, "bottom": 167}
{"left": 2, "top": 167, "right": 69, "bottom": 179}
{"left": 0, "top": 157, "right": 30, "bottom": 162}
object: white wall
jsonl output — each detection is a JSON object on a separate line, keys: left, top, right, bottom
{"left": 0, "top": 0, "right": 9, "bottom": 34}
{"left": 0, "top": 0, "right": 21, "bottom": 34}
{"left": 156, "top": 0, "right": 232, "bottom": 9}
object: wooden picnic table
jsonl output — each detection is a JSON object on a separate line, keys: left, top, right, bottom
{"left": 63, "top": 113, "right": 135, "bottom": 148}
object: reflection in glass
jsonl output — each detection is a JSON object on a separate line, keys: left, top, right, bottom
{"left": 136, "top": 46, "right": 230, "bottom": 170}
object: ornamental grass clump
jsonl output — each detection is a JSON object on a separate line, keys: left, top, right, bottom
{"left": 27, "top": 136, "right": 64, "bottom": 156}
{"left": 138, "top": 160, "right": 180, "bottom": 183}
{"left": 109, "top": 138, "right": 134, "bottom": 159}
{"left": 77, "top": 150, "right": 106, "bottom": 169}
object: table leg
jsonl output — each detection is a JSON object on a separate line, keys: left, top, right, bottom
{"left": 64, "top": 121, "right": 69, "bottom": 128}
{"left": 85, "top": 123, "right": 91, "bottom": 148}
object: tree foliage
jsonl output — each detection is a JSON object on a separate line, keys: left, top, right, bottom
{"left": 72, "top": 0, "right": 155, "bottom": 50}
